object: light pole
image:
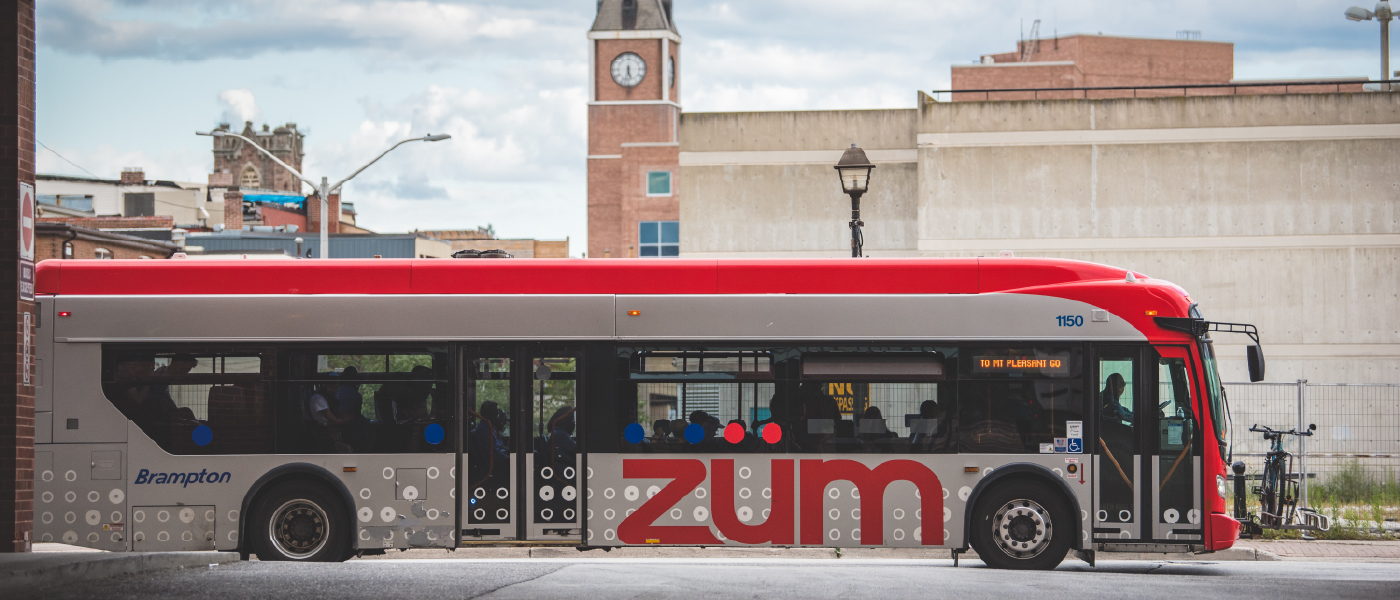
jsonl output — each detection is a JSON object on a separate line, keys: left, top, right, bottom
{"left": 196, "top": 129, "right": 451, "bottom": 258}
{"left": 1347, "top": 2, "right": 1395, "bottom": 91}
{"left": 833, "top": 144, "right": 876, "bottom": 258}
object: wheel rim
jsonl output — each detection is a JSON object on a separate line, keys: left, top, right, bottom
{"left": 268, "top": 499, "right": 329, "bottom": 559}
{"left": 992, "top": 498, "right": 1052, "bottom": 559}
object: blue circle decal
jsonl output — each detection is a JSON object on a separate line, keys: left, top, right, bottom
{"left": 192, "top": 425, "right": 213, "bottom": 447}
{"left": 424, "top": 423, "right": 445, "bottom": 445}
{"left": 624, "top": 422, "right": 645, "bottom": 444}
{"left": 684, "top": 423, "right": 704, "bottom": 444}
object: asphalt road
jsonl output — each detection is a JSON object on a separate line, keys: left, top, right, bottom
{"left": 22, "top": 558, "right": 1400, "bottom": 600}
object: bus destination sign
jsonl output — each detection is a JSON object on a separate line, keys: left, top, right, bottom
{"left": 972, "top": 353, "right": 1071, "bottom": 375}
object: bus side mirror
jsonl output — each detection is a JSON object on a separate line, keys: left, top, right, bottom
{"left": 1247, "top": 344, "right": 1266, "bottom": 382}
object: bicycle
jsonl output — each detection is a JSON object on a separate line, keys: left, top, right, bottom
{"left": 1241, "top": 424, "right": 1330, "bottom": 536}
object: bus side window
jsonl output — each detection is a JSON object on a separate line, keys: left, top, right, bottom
{"left": 958, "top": 347, "right": 1084, "bottom": 454}
{"left": 618, "top": 350, "right": 779, "bottom": 454}
{"left": 280, "top": 349, "right": 452, "bottom": 454}
{"left": 102, "top": 348, "right": 272, "bottom": 455}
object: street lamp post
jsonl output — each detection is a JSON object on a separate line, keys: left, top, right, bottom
{"left": 833, "top": 144, "right": 876, "bottom": 258}
{"left": 196, "top": 130, "right": 451, "bottom": 258}
{"left": 1347, "top": 2, "right": 1395, "bottom": 91}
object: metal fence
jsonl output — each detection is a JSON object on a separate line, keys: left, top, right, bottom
{"left": 1224, "top": 381, "right": 1400, "bottom": 504}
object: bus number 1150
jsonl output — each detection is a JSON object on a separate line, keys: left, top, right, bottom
{"left": 1056, "top": 315, "right": 1084, "bottom": 327}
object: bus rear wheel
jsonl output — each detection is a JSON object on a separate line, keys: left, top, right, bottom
{"left": 970, "top": 481, "right": 1070, "bottom": 570}
{"left": 250, "top": 481, "right": 351, "bottom": 562}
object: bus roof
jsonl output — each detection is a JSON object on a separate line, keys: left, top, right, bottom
{"left": 36, "top": 257, "right": 1166, "bottom": 297}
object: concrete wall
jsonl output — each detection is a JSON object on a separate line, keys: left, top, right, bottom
{"left": 916, "top": 92, "right": 1400, "bottom": 383}
{"left": 679, "top": 109, "right": 919, "bottom": 256}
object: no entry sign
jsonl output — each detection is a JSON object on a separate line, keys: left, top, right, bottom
{"left": 19, "top": 182, "right": 34, "bottom": 301}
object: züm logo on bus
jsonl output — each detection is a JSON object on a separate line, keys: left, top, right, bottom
{"left": 617, "top": 458, "right": 943, "bottom": 546}
{"left": 133, "top": 468, "right": 232, "bottom": 488}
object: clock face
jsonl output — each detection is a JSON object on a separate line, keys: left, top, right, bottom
{"left": 667, "top": 56, "right": 675, "bottom": 89}
{"left": 611, "top": 52, "right": 646, "bottom": 88}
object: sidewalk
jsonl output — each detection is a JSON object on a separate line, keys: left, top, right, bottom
{"left": 2, "top": 543, "right": 240, "bottom": 596}
{"left": 1233, "top": 539, "right": 1400, "bottom": 562}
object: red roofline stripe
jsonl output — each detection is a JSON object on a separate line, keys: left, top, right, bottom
{"left": 36, "top": 258, "right": 1146, "bottom": 297}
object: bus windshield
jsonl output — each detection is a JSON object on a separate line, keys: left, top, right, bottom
{"left": 1200, "top": 339, "right": 1227, "bottom": 450}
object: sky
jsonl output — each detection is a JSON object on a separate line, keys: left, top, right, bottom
{"left": 34, "top": 0, "right": 1389, "bottom": 253}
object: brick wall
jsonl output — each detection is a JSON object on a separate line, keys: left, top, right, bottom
{"left": 34, "top": 231, "right": 174, "bottom": 261}
{"left": 0, "top": 0, "right": 37, "bottom": 553}
{"left": 953, "top": 34, "right": 1239, "bottom": 100}
{"left": 37, "top": 215, "right": 174, "bottom": 229}
{"left": 305, "top": 193, "right": 340, "bottom": 235}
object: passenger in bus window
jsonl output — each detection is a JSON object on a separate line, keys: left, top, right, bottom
{"left": 150, "top": 353, "right": 200, "bottom": 423}
{"left": 651, "top": 419, "right": 672, "bottom": 443}
{"left": 306, "top": 378, "right": 352, "bottom": 453}
{"left": 335, "top": 367, "right": 372, "bottom": 451}
{"left": 1101, "top": 373, "right": 1133, "bottom": 425}
{"left": 688, "top": 410, "right": 721, "bottom": 451}
{"left": 540, "top": 407, "right": 577, "bottom": 480}
{"left": 469, "top": 401, "right": 508, "bottom": 477}
{"left": 858, "top": 406, "right": 896, "bottom": 442}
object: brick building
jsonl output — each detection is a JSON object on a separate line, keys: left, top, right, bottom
{"left": 586, "top": 0, "right": 680, "bottom": 258}
{"left": 35, "top": 223, "right": 179, "bottom": 260}
{"left": 210, "top": 121, "right": 305, "bottom": 193}
{"left": 950, "top": 34, "right": 1364, "bottom": 100}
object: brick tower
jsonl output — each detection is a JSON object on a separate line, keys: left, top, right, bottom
{"left": 587, "top": 0, "right": 680, "bottom": 258}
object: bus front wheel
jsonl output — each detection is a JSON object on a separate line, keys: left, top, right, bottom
{"left": 250, "top": 480, "right": 351, "bottom": 562}
{"left": 970, "top": 481, "right": 1070, "bottom": 570}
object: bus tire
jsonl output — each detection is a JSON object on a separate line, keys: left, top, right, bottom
{"left": 970, "top": 480, "right": 1070, "bottom": 570}
{"left": 250, "top": 480, "right": 351, "bottom": 562}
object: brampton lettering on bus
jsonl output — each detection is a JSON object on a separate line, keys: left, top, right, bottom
{"left": 133, "top": 468, "right": 231, "bottom": 487}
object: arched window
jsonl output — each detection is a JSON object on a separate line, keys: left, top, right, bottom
{"left": 94, "top": 248, "right": 114, "bottom": 259}
{"left": 240, "top": 165, "right": 260, "bottom": 189}
{"left": 621, "top": 0, "right": 637, "bottom": 29}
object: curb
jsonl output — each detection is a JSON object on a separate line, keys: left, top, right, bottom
{"left": 3, "top": 551, "right": 241, "bottom": 596}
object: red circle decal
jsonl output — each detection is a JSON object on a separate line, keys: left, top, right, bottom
{"left": 761, "top": 423, "right": 782, "bottom": 444}
{"left": 723, "top": 422, "right": 745, "bottom": 444}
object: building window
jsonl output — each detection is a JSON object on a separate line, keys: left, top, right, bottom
{"left": 94, "top": 248, "right": 113, "bottom": 259}
{"left": 646, "top": 171, "right": 672, "bottom": 197}
{"left": 62, "top": 242, "right": 73, "bottom": 259}
{"left": 240, "top": 165, "right": 260, "bottom": 189}
{"left": 639, "top": 221, "right": 679, "bottom": 257}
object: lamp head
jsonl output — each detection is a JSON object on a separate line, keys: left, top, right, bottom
{"left": 1346, "top": 5, "right": 1374, "bottom": 20}
{"left": 423, "top": 133, "right": 451, "bottom": 142}
{"left": 1377, "top": 1, "right": 1393, "bottom": 19}
{"left": 833, "top": 143, "right": 876, "bottom": 194}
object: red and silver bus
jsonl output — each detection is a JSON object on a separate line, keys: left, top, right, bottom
{"left": 31, "top": 256, "right": 1260, "bottom": 569}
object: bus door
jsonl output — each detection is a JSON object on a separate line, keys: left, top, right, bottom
{"left": 524, "top": 351, "right": 583, "bottom": 542}
{"left": 461, "top": 351, "right": 518, "bottom": 542}
{"left": 1149, "top": 346, "right": 1203, "bottom": 542}
{"left": 1093, "top": 347, "right": 1142, "bottom": 541}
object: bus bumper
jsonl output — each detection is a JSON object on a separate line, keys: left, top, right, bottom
{"left": 1208, "top": 512, "right": 1240, "bottom": 550}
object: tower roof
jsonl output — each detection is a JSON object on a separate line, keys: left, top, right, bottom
{"left": 591, "top": 0, "right": 677, "bottom": 34}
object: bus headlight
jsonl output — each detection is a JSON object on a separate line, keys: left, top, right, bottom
{"left": 1217, "top": 474, "right": 1228, "bottom": 499}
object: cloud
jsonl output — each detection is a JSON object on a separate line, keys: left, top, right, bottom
{"left": 36, "top": 142, "right": 210, "bottom": 184}
{"left": 217, "top": 88, "right": 259, "bottom": 125}
{"left": 38, "top": 0, "right": 587, "bottom": 62}
{"left": 355, "top": 177, "right": 449, "bottom": 200}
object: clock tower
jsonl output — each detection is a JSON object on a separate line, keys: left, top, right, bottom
{"left": 587, "top": 0, "right": 681, "bottom": 258}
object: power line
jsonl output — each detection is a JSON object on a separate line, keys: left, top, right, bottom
{"left": 36, "top": 140, "right": 105, "bottom": 181}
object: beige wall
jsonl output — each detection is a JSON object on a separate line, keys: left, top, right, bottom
{"left": 679, "top": 109, "right": 919, "bottom": 256}
{"left": 678, "top": 92, "right": 1400, "bottom": 383}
